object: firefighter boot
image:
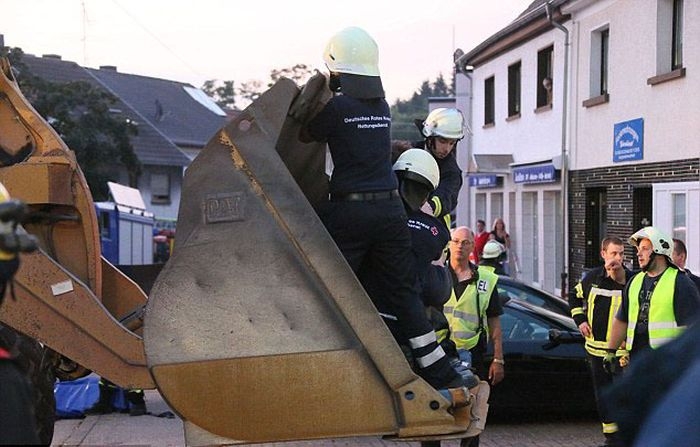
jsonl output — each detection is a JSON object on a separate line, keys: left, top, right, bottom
{"left": 127, "top": 389, "right": 147, "bottom": 416}
{"left": 85, "top": 381, "right": 115, "bottom": 415}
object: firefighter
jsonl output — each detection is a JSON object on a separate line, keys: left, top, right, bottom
{"left": 417, "top": 108, "right": 466, "bottom": 229}
{"left": 0, "top": 182, "right": 41, "bottom": 444}
{"left": 604, "top": 228, "right": 700, "bottom": 445}
{"left": 608, "top": 226, "right": 700, "bottom": 362}
{"left": 302, "top": 27, "right": 462, "bottom": 390}
{"left": 570, "top": 236, "right": 631, "bottom": 446}
{"left": 444, "top": 226, "right": 504, "bottom": 447}
{"left": 478, "top": 240, "right": 507, "bottom": 276}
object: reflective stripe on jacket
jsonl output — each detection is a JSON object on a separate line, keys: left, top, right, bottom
{"left": 573, "top": 279, "right": 624, "bottom": 356}
{"left": 627, "top": 268, "right": 685, "bottom": 349}
{"left": 443, "top": 266, "right": 498, "bottom": 350}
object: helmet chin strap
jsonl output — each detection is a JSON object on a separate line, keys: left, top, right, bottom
{"left": 642, "top": 252, "right": 657, "bottom": 272}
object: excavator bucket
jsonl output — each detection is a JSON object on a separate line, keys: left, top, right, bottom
{"left": 0, "top": 57, "right": 153, "bottom": 389}
{"left": 146, "top": 75, "right": 486, "bottom": 444}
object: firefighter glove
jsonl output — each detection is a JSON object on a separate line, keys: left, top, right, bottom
{"left": 603, "top": 350, "right": 618, "bottom": 375}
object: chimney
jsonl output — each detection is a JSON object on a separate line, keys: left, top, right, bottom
{"left": 42, "top": 54, "right": 62, "bottom": 60}
{"left": 0, "top": 34, "right": 5, "bottom": 49}
{"left": 100, "top": 65, "right": 118, "bottom": 71}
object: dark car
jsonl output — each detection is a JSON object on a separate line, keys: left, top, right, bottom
{"left": 485, "top": 298, "right": 595, "bottom": 417}
{"left": 496, "top": 275, "right": 570, "bottom": 316}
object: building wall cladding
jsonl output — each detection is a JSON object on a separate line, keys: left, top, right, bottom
{"left": 568, "top": 157, "right": 700, "bottom": 288}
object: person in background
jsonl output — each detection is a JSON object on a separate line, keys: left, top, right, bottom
{"left": 489, "top": 218, "right": 517, "bottom": 276}
{"left": 473, "top": 219, "right": 490, "bottom": 263}
{"left": 478, "top": 240, "right": 507, "bottom": 276}
{"left": 570, "top": 236, "right": 631, "bottom": 447}
{"left": 672, "top": 238, "right": 700, "bottom": 292}
{"left": 301, "top": 27, "right": 462, "bottom": 391}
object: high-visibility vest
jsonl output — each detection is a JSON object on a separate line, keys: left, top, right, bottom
{"left": 627, "top": 268, "right": 685, "bottom": 349}
{"left": 443, "top": 266, "right": 498, "bottom": 350}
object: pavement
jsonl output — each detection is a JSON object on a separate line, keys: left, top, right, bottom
{"left": 52, "top": 390, "right": 603, "bottom": 447}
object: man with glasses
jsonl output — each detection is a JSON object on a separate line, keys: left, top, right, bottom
{"left": 442, "top": 226, "right": 504, "bottom": 447}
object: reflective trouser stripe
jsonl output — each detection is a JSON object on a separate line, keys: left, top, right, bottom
{"left": 409, "top": 331, "right": 437, "bottom": 349}
{"left": 603, "top": 422, "right": 618, "bottom": 434}
{"left": 415, "top": 345, "right": 446, "bottom": 368}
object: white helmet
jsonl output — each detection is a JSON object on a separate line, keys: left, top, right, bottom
{"left": 393, "top": 148, "right": 440, "bottom": 190}
{"left": 629, "top": 226, "right": 674, "bottom": 259}
{"left": 482, "top": 240, "right": 506, "bottom": 260}
{"left": 323, "top": 27, "right": 380, "bottom": 77}
{"left": 422, "top": 108, "right": 466, "bottom": 140}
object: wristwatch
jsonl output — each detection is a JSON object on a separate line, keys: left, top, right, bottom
{"left": 492, "top": 358, "right": 505, "bottom": 365}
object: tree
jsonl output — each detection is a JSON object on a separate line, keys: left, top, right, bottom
{"left": 1, "top": 48, "right": 141, "bottom": 201}
{"left": 268, "top": 63, "right": 314, "bottom": 88}
{"left": 389, "top": 73, "right": 455, "bottom": 141}
{"left": 201, "top": 79, "right": 236, "bottom": 110}
{"left": 231, "top": 64, "right": 315, "bottom": 108}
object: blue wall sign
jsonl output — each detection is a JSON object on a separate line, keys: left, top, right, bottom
{"left": 513, "top": 164, "right": 557, "bottom": 184}
{"left": 613, "top": 118, "right": 644, "bottom": 162}
{"left": 468, "top": 175, "right": 499, "bottom": 188}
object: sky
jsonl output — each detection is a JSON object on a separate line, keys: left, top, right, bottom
{"left": 2, "top": 0, "right": 534, "bottom": 104}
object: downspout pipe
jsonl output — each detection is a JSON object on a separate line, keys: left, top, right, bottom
{"left": 546, "top": 1, "right": 570, "bottom": 299}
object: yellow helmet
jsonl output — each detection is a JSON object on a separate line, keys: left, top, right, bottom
{"left": 422, "top": 108, "right": 466, "bottom": 140}
{"left": 629, "top": 226, "right": 674, "bottom": 259}
{"left": 323, "top": 26, "right": 380, "bottom": 77}
{"left": 322, "top": 27, "right": 384, "bottom": 99}
{"left": 393, "top": 148, "right": 440, "bottom": 190}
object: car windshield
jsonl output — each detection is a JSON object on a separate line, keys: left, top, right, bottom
{"left": 497, "top": 279, "right": 569, "bottom": 316}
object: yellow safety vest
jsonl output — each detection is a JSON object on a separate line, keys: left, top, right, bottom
{"left": 627, "top": 268, "right": 685, "bottom": 349}
{"left": 443, "top": 266, "right": 498, "bottom": 350}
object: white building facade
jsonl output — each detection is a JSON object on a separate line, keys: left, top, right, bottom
{"left": 455, "top": 1, "right": 571, "bottom": 294}
{"left": 564, "top": 0, "right": 699, "bottom": 280}
{"left": 455, "top": 0, "right": 699, "bottom": 294}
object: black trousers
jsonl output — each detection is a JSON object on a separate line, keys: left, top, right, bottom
{"left": 322, "top": 198, "right": 435, "bottom": 345}
{"left": 322, "top": 198, "right": 457, "bottom": 388}
{"left": 0, "top": 359, "right": 40, "bottom": 445}
{"left": 588, "top": 353, "right": 620, "bottom": 440}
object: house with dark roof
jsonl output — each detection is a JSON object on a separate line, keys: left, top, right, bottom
{"left": 16, "top": 52, "right": 228, "bottom": 221}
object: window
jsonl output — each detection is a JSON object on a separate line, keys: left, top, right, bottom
{"left": 501, "top": 307, "right": 551, "bottom": 341}
{"left": 507, "top": 62, "right": 521, "bottom": 118}
{"left": 585, "top": 188, "right": 607, "bottom": 268}
{"left": 584, "top": 26, "right": 610, "bottom": 107}
{"left": 484, "top": 76, "right": 495, "bottom": 126}
{"left": 151, "top": 172, "right": 171, "bottom": 204}
{"left": 649, "top": 0, "right": 686, "bottom": 84}
{"left": 672, "top": 0, "right": 684, "bottom": 69}
{"left": 672, "top": 192, "right": 686, "bottom": 241}
{"left": 537, "top": 46, "right": 554, "bottom": 107}
{"left": 599, "top": 29, "right": 609, "bottom": 95}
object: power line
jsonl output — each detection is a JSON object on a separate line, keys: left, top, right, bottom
{"left": 106, "top": 0, "right": 204, "bottom": 79}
